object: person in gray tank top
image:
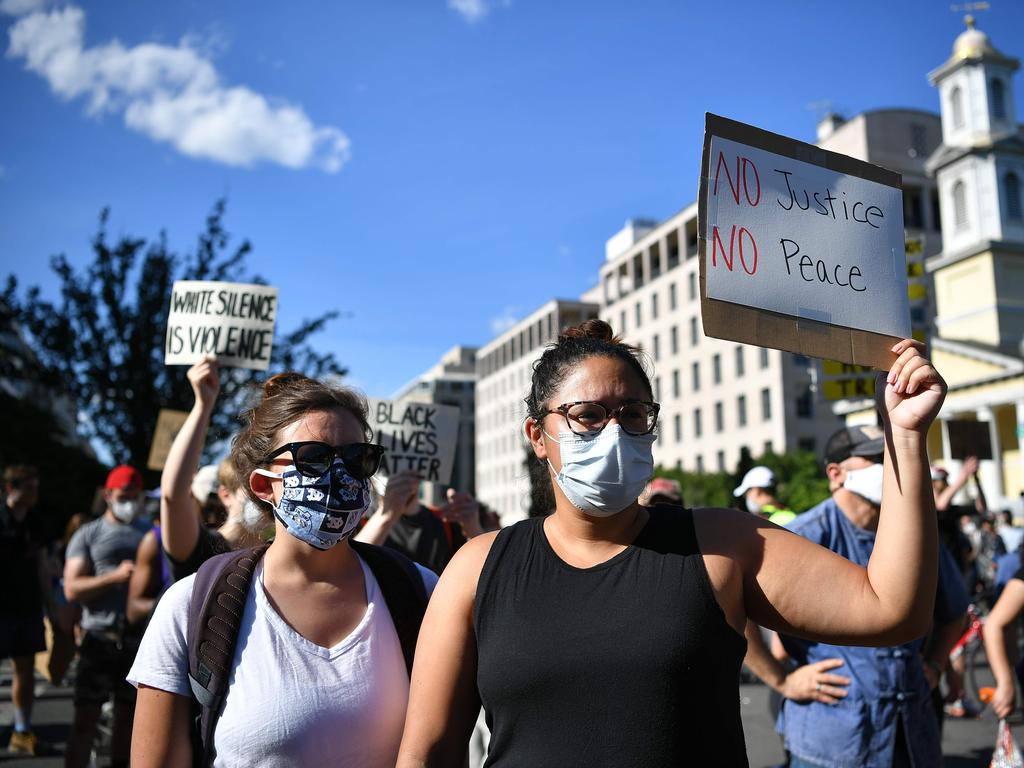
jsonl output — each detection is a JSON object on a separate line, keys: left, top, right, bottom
{"left": 397, "top": 320, "right": 949, "bottom": 767}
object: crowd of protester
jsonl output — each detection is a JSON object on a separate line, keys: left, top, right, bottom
{"left": 3, "top": 321, "right": 1023, "bottom": 767}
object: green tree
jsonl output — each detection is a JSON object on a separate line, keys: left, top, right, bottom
{"left": 3, "top": 200, "right": 347, "bottom": 484}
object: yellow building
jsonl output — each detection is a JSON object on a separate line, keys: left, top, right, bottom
{"left": 848, "top": 18, "right": 1023, "bottom": 510}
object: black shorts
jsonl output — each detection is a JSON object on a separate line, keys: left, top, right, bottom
{"left": 73, "top": 632, "right": 141, "bottom": 707}
{"left": 0, "top": 610, "right": 46, "bottom": 659}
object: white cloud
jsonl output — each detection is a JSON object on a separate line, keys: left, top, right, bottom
{"left": 490, "top": 306, "right": 520, "bottom": 335}
{"left": 448, "top": 0, "right": 488, "bottom": 23}
{"left": 6, "top": 6, "right": 349, "bottom": 172}
{"left": 0, "top": 0, "right": 50, "bottom": 17}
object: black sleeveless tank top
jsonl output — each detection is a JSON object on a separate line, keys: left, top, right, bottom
{"left": 474, "top": 506, "right": 749, "bottom": 767}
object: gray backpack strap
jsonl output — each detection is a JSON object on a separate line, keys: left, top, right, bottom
{"left": 186, "top": 544, "right": 269, "bottom": 768}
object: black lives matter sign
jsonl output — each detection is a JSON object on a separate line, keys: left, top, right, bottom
{"left": 368, "top": 399, "right": 461, "bottom": 485}
{"left": 164, "top": 281, "right": 278, "bottom": 370}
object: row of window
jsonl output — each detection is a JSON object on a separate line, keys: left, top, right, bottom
{"left": 477, "top": 310, "right": 596, "bottom": 378}
{"left": 950, "top": 78, "right": 1009, "bottom": 129}
{"left": 604, "top": 225, "right": 700, "bottom": 301}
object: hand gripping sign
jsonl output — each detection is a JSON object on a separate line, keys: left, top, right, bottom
{"left": 164, "top": 281, "right": 278, "bottom": 371}
{"left": 697, "top": 113, "right": 911, "bottom": 369}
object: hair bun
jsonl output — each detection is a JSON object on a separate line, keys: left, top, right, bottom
{"left": 262, "top": 372, "right": 309, "bottom": 399}
{"left": 561, "top": 318, "right": 618, "bottom": 344}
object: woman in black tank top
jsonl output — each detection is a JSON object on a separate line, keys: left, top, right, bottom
{"left": 397, "top": 320, "right": 947, "bottom": 767}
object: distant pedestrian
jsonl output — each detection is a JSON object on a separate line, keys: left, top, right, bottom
{"left": 734, "top": 465, "right": 796, "bottom": 526}
{"left": 639, "top": 477, "right": 684, "bottom": 507}
{"left": 63, "top": 465, "right": 150, "bottom": 768}
{"left": 1, "top": 464, "right": 58, "bottom": 756}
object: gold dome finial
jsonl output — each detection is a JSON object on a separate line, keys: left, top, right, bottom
{"left": 964, "top": 14, "right": 975, "bottom": 29}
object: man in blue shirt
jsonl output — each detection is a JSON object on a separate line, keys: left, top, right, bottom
{"left": 744, "top": 425, "right": 969, "bottom": 768}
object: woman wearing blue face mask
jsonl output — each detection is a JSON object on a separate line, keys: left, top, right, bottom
{"left": 127, "top": 373, "right": 437, "bottom": 767}
{"left": 397, "top": 319, "right": 947, "bottom": 767}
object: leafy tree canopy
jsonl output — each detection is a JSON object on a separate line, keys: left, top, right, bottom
{"left": 3, "top": 199, "right": 347, "bottom": 484}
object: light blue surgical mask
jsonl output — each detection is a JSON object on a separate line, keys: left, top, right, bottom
{"left": 545, "top": 424, "right": 656, "bottom": 517}
{"left": 254, "top": 459, "right": 371, "bottom": 550}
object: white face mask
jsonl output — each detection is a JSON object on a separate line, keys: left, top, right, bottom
{"left": 745, "top": 497, "right": 763, "bottom": 515}
{"left": 843, "top": 463, "right": 884, "bottom": 507}
{"left": 110, "top": 498, "right": 141, "bottom": 523}
{"left": 545, "top": 424, "right": 655, "bottom": 517}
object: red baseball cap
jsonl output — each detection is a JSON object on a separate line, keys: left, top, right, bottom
{"left": 105, "top": 465, "right": 143, "bottom": 491}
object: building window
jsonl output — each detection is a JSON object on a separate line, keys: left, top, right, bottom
{"left": 712, "top": 353, "right": 722, "bottom": 384}
{"left": 672, "top": 369, "right": 680, "bottom": 398}
{"left": 991, "top": 78, "right": 1006, "bottom": 120}
{"left": 1006, "top": 172, "right": 1022, "bottom": 220}
{"left": 693, "top": 408, "right": 702, "bottom": 438}
{"left": 910, "top": 123, "right": 928, "bottom": 158}
{"left": 620, "top": 310, "right": 627, "bottom": 334}
{"left": 760, "top": 347, "right": 769, "bottom": 369}
{"left": 654, "top": 376, "right": 661, "bottom": 401}
{"left": 670, "top": 326, "right": 679, "bottom": 355}
{"left": 669, "top": 283, "right": 677, "bottom": 311}
{"left": 737, "top": 395, "right": 747, "bottom": 427}
{"left": 761, "top": 387, "right": 772, "bottom": 421}
{"left": 688, "top": 271, "right": 697, "bottom": 300}
{"left": 716, "top": 450, "right": 725, "bottom": 472}
{"left": 674, "top": 413, "right": 682, "bottom": 443}
{"left": 690, "top": 316, "right": 699, "bottom": 346}
{"left": 764, "top": 440, "right": 773, "bottom": 455}
{"left": 714, "top": 401, "right": 724, "bottom": 432}
{"left": 635, "top": 301, "right": 642, "bottom": 327}
{"left": 696, "top": 455, "right": 704, "bottom": 473}
{"left": 903, "top": 187, "right": 924, "bottom": 229}
{"left": 651, "top": 293, "right": 659, "bottom": 320}
{"left": 798, "top": 437, "right": 817, "bottom": 453}
{"left": 692, "top": 362, "right": 700, "bottom": 392}
{"left": 653, "top": 334, "right": 660, "bottom": 361}
{"left": 953, "top": 180, "right": 968, "bottom": 231}
{"left": 735, "top": 346, "right": 745, "bottom": 377}
{"left": 796, "top": 387, "right": 813, "bottom": 419}
{"left": 951, "top": 86, "right": 964, "bottom": 129}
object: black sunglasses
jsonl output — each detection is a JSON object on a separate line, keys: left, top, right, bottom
{"left": 261, "top": 441, "right": 385, "bottom": 480}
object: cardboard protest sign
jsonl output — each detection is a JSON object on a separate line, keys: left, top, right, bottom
{"left": 947, "top": 420, "right": 993, "bottom": 461}
{"left": 165, "top": 281, "right": 278, "bottom": 370}
{"left": 146, "top": 409, "right": 190, "bottom": 471}
{"left": 698, "top": 113, "right": 911, "bottom": 369}
{"left": 368, "top": 399, "right": 460, "bottom": 485}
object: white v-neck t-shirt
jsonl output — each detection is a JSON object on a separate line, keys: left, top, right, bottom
{"left": 128, "top": 553, "right": 437, "bottom": 767}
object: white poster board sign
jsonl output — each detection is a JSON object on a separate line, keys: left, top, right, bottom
{"left": 164, "top": 281, "right": 278, "bottom": 370}
{"left": 698, "top": 113, "right": 911, "bottom": 369}
{"left": 368, "top": 399, "right": 460, "bottom": 485}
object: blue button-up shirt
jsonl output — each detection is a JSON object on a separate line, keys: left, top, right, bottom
{"left": 778, "top": 497, "right": 969, "bottom": 768}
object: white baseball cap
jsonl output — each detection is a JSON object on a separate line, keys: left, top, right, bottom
{"left": 191, "top": 464, "right": 221, "bottom": 502}
{"left": 733, "top": 466, "right": 776, "bottom": 497}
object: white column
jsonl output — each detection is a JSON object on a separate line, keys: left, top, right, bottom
{"left": 940, "top": 417, "right": 952, "bottom": 465}
{"left": 977, "top": 406, "right": 1005, "bottom": 501}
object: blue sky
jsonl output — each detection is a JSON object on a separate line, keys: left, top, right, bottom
{"left": 2, "top": 0, "right": 1022, "bottom": 399}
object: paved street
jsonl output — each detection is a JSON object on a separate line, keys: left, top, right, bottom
{"left": 0, "top": 662, "right": 1017, "bottom": 766}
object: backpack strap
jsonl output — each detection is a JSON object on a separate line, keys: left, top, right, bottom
{"left": 186, "top": 543, "right": 269, "bottom": 768}
{"left": 350, "top": 540, "right": 429, "bottom": 675}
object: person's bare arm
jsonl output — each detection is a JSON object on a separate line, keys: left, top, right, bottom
{"left": 64, "top": 555, "right": 134, "bottom": 603}
{"left": 972, "top": 468, "right": 988, "bottom": 514}
{"left": 127, "top": 531, "right": 161, "bottom": 625}
{"left": 935, "top": 455, "right": 977, "bottom": 512}
{"left": 397, "top": 532, "right": 496, "bottom": 767}
{"left": 743, "top": 620, "right": 850, "bottom": 704}
{"left": 354, "top": 471, "right": 420, "bottom": 545}
{"left": 985, "top": 579, "right": 1024, "bottom": 718}
{"left": 130, "top": 685, "right": 192, "bottom": 768}
{"left": 923, "top": 614, "right": 966, "bottom": 690}
{"left": 701, "top": 340, "right": 944, "bottom": 646}
{"left": 439, "top": 489, "right": 484, "bottom": 540}
{"left": 161, "top": 358, "right": 219, "bottom": 561}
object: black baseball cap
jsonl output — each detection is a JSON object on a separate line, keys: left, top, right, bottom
{"left": 824, "top": 425, "right": 885, "bottom": 465}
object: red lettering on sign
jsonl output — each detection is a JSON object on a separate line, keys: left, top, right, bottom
{"left": 712, "top": 151, "right": 761, "bottom": 207}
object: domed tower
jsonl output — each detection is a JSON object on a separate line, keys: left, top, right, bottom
{"left": 923, "top": 16, "right": 1023, "bottom": 511}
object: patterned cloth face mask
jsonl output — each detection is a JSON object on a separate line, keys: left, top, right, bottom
{"left": 254, "top": 459, "right": 371, "bottom": 550}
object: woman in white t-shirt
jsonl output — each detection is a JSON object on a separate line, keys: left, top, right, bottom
{"left": 128, "top": 373, "right": 436, "bottom": 768}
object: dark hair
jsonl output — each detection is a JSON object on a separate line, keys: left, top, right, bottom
{"left": 3, "top": 464, "right": 38, "bottom": 484}
{"left": 525, "top": 319, "right": 653, "bottom": 421}
{"left": 231, "top": 373, "right": 372, "bottom": 504}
